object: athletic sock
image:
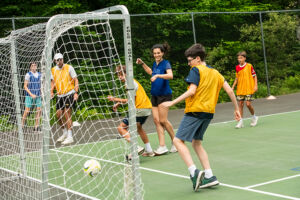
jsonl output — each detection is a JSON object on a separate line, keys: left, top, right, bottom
{"left": 252, "top": 114, "right": 256, "bottom": 118}
{"left": 63, "top": 128, "right": 68, "bottom": 136}
{"left": 67, "top": 129, "right": 72, "bottom": 137}
{"left": 145, "top": 143, "right": 152, "bottom": 152}
{"left": 204, "top": 169, "right": 213, "bottom": 179}
{"left": 188, "top": 165, "right": 197, "bottom": 177}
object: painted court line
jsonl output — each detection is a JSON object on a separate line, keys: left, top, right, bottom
{"left": 51, "top": 149, "right": 300, "bottom": 200}
{"left": 246, "top": 174, "right": 300, "bottom": 189}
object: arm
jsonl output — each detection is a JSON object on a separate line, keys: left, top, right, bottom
{"left": 24, "top": 80, "right": 36, "bottom": 98}
{"left": 50, "top": 80, "right": 55, "bottom": 99}
{"left": 107, "top": 96, "right": 128, "bottom": 104}
{"left": 223, "top": 81, "right": 241, "bottom": 121}
{"left": 136, "top": 58, "right": 152, "bottom": 75}
{"left": 151, "top": 69, "right": 173, "bottom": 82}
{"left": 253, "top": 75, "right": 258, "bottom": 93}
{"left": 232, "top": 78, "right": 238, "bottom": 90}
{"left": 73, "top": 77, "right": 79, "bottom": 101}
{"left": 161, "top": 83, "right": 197, "bottom": 108}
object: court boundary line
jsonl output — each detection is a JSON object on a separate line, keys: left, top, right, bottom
{"left": 0, "top": 166, "right": 98, "bottom": 200}
{"left": 50, "top": 148, "right": 300, "bottom": 200}
{"left": 246, "top": 174, "right": 300, "bottom": 189}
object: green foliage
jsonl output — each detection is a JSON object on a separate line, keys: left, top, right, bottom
{"left": 0, "top": 115, "right": 16, "bottom": 131}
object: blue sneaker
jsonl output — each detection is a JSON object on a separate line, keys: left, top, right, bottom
{"left": 199, "top": 176, "right": 219, "bottom": 188}
{"left": 190, "top": 169, "right": 205, "bottom": 191}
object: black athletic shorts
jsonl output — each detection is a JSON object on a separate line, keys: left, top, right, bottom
{"left": 151, "top": 94, "right": 172, "bottom": 107}
{"left": 56, "top": 93, "right": 76, "bottom": 110}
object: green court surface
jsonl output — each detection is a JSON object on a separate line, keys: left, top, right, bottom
{"left": 140, "top": 110, "right": 300, "bottom": 200}
{"left": 0, "top": 110, "right": 299, "bottom": 199}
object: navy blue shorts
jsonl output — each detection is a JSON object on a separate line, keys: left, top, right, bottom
{"left": 176, "top": 113, "right": 211, "bottom": 142}
{"left": 122, "top": 116, "right": 149, "bottom": 126}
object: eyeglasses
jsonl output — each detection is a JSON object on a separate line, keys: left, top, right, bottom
{"left": 187, "top": 57, "right": 197, "bottom": 63}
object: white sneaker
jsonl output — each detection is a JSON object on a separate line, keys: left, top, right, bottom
{"left": 57, "top": 134, "right": 67, "bottom": 142}
{"left": 73, "top": 121, "right": 81, "bottom": 127}
{"left": 61, "top": 136, "right": 74, "bottom": 145}
{"left": 154, "top": 146, "right": 168, "bottom": 155}
{"left": 142, "top": 151, "right": 155, "bottom": 157}
{"left": 137, "top": 145, "right": 145, "bottom": 155}
{"left": 170, "top": 144, "right": 178, "bottom": 153}
{"left": 235, "top": 120, "right": 244, "bottom": 129}
{"left": 250, "top": 116, "right": 258, "bottom": 127}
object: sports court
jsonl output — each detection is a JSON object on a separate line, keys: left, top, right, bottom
{"left": 0, "top": 93, "right": 299, "bottom": 200}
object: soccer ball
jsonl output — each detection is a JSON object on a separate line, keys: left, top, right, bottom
{"left": 83, "top": 159, "right": 101, "bottom": 177}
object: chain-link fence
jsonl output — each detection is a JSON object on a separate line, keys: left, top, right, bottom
{"left": 1, "top": 10, "right": 299, "bottom": 104}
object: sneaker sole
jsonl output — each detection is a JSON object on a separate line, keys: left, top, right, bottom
{"left": 199, "top": 180, "right": 220, "bottom": 189}
{"left": 154, "top": 150, "right": 168, "bottom": 156}
{"left": 195, "top": 171, "right": 205, "bottom": 191}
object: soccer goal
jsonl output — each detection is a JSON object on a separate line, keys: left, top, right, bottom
{"left": 0, "top": 5, "right": 143, "bottom": 200}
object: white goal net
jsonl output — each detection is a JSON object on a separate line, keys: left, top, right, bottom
{"left": 0, "top": 5, "right": 143, "bottom": 200}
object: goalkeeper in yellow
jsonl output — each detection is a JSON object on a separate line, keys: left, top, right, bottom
{"left": 108, "top": 65, "right": 155, "bottom": 159}
{"left": 51, "top": 53, "right": 79, "bottom": 145}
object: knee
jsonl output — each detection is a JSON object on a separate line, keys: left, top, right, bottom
{"left": 153, "top": 117, "right": 160, "bottom": 125}
{"left": 246, "top": 101, "right": 252, "bottom": 107}
{"left": 159, "top": 119, "right": 168, "bottom": 126}
{"left": 173, "top": 137, "right": 182, "bottom": 145}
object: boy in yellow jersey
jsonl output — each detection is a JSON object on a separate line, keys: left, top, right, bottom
{"left": 231, "top": 51, "right": 258, "bottom": 128}
{"left": 161, "top": 44, "right": 241, "bottom": 191}
{"left": 107, "top": 65, "right": 155, "bottom": 159}
{"left": 51, "top": 53, "right": 79, "bottom": 145}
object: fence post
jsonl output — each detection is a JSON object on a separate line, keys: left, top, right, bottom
{"left": 191, "top": 12, "right": 197, "bottom": 44}
{"left": 259, "top": 12, "right": 276, "bottom": 100}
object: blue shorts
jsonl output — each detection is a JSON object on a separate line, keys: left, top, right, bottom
{"left": 176, "top": 113, "right": 211, "bottom": 142}
{"left": 25, "top": 96, "right": 42, "bottom": 108}
{"left": 122, "top": 116, "right": 149, "bottom": 126}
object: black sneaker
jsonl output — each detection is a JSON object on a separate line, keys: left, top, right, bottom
{"left": 190, "top": 169, "right": 204, "bottom": 191}
{"left": 199, "top": 176, "right": 219, "bottom": 188}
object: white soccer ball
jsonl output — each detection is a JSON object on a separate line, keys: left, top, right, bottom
{"left": 83, "top": 159, "right": 101, "bottom": 177}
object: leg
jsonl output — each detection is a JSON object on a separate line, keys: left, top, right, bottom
{"left": 22, "top": 107, "right": 31, "bottom": 127}
{"left": 117, "top": 122, "right": 130, "bottom": 142}
{"left": 192, "top": 140, "right": 210, "bottom": 170}
{"left": 63, "top": 108, "right": 73, "bottom": 131}
{"left": 238, "top": 100, "right": 244, "bottom": 118}
{"left": 56, "top": 109, "right": 64, "bottom": 128}
{"left": 158, "top": 104, "right": 175, "bottom": 141}
{"left": 137, "top": 123, "right": 149, "bottom": 144}
{"left": 246, "top": 101, "right": 255, "bottom": 115}
{"left": 152, "top": 107, "right": 165, "bottom": 146}
{"left": 35, "top": 107, "right": 41, "bottom": 128}
{"left": 173, "top": 137, "right": 194, "bottom": 167}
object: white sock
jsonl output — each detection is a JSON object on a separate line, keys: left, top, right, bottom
{"left": 239, "top": 118, "right": 243, "bottom": 122}
{"left": 204, "top": 169, "right": 213, "bottom": 179}
{"left": 145, "top": 143, "right": 152, "bottom": 152}
{"left": 67, "top": 129, "right": 72, "bottom": 137}
{"left": 252, "top": 114, "right": 256, "bottom": 118}
{"left": 63, "top": 128, "right": 68, "bottom": 136}
{"left": 188, "top": 165, "right": 197, "bottom": 177}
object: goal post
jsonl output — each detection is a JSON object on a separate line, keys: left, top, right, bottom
{"left": 0, "top": 5, "right": 144, "bottom": 200}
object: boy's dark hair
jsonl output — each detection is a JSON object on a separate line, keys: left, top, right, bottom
{"left": 184, "top": 43, "right": 206, "bottom": 61}
{"left": 237, "top": 51, "right": 247, "bottom": 58}
{"left": 151, "top": 42, "right": 170, "bottom": 55}
{"left": 116, "top": 65, "right": 126, "bottom": 74}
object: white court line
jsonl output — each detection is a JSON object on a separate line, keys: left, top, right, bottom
{"left": 0, "top": 166, "right": 98, "bottom": 200}
{"left": 246, "top": 174, "right": 300, "bottom": 189}
{"left": 51, "top": 148, "right": 300, "bottom": 200}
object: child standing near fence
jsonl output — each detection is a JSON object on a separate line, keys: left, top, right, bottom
{"left": 231, "top": 51, "right": 258, "bottom": 128}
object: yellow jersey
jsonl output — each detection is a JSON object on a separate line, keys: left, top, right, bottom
{"left": 51, "top": 64, "right": 75, "bottom": 95}
{"left": 235, "top": 63, "right": 256, "bottom": 95}
{"left": 185, "top": 65, "right": 224, "bottom": 114}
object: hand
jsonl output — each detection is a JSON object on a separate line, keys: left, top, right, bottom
{"left": 136, "top": 58, "right": 144, "bottom": 65}
{"left": 74, "top": 93, "right": 78, "bottom": 101}
{"left": 113, "top": 103, "right": 120, "bottom": 112}
{"left": 253, "top": 86, "right": 258, "bottom": 93}
{"left": 231, "top": 86, "right": 234, "bottom": 90}
{"left": 150, "top": 75, "right": 159, "bottom": 82}
{"left": 160, "top": 101, "right": 173, "bottom": 109}
{"left": 50, "top": 92, "right": 54, "bottom": 99}
{"left": 234, "top": 110, "right": 241, "bottom": 121}
{"left": 31, "top": 94, "right": 37, "bottom": 99}
{"left": 107, "top": 95, "right": 115, "bottom": 102}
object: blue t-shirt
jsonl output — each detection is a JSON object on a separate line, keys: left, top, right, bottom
{"left": 26, "top": 71, "right": 41, "bottom": 97}
{"left": 151, "top": 59, "right": 172, "bottom": 96}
